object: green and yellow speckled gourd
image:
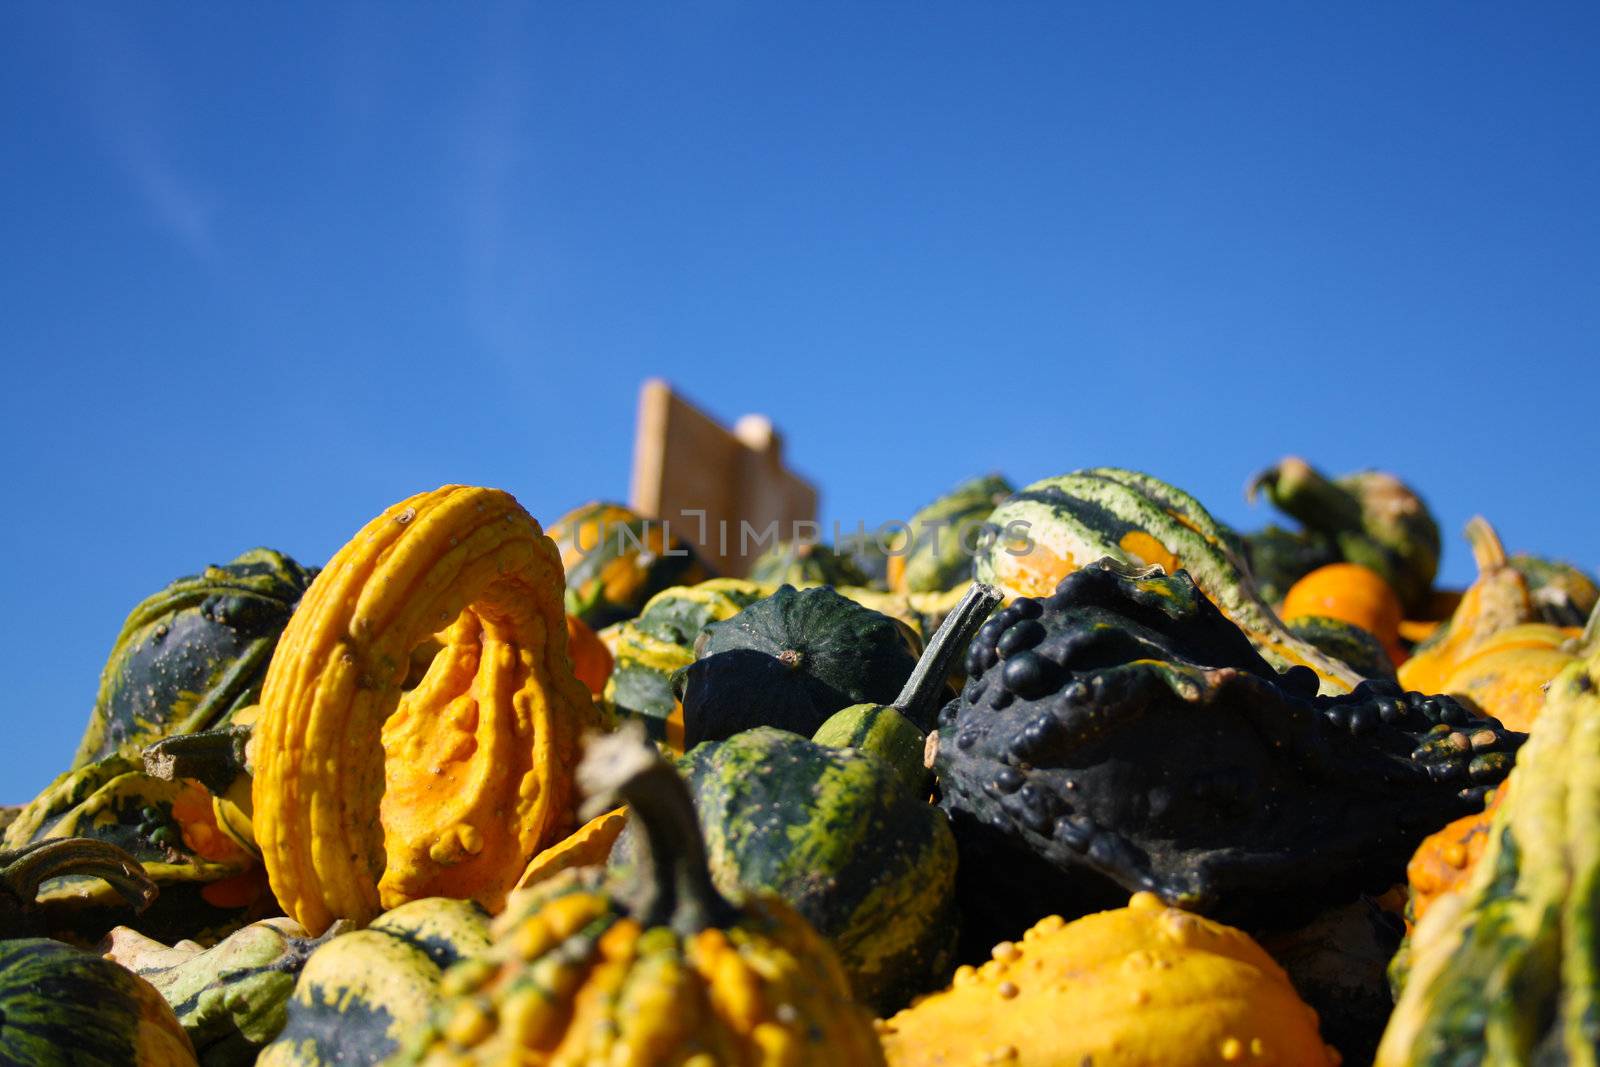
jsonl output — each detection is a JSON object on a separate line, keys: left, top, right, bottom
{"left": 550, "top": 502, "right": 711, "bottom": 629}
{"left": 72, "top": 548, "right": 316, "bottom": 769}
{"left": 256, "top": 898, "right": 492, "bottom": 1067}
{"left": 888, "top": 474, "right": 1014, "bottom": 594}
{"left": 601, "top": 578, "right": 771, "bottom": 752}
{"left": 3, "top": 753, "right": 265, "bottom": 944}
{"left": 393, "top": 732, "right": 885, "bottom": 1066}
{"left": 107, "top": 916, "right": 340, "bottom": 1066}
{"left": 1510, "top": 552, "right": 1600, "bottom": 627}
{"left": 615, "top": 585, "right": 1000, "bottom": 1014}
{"left": 975, "top": 467, "right": 1362, "bottom": 693}
{"left": 1376, "top": 608, "right": 1600, "bottom": 1065}
{"left": 0, "top": 938, "right": 198, "bottom": 1066}
{"left": 1286, "top": 614, "right": 1399, "bottom": 683}
{"left": 748, "top": 540, "right": 870, "bottom": 587}
{"left": 877, "top": 892, "right": 1338, "bottom": 1067}
{"left": 1248, "top": 457, "right": 1441, "bottom": 616}
{"left": 253, "top": 486, "right": 605, "bottom": 935}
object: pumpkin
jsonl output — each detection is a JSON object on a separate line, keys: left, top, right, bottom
{"left": 1286, "top": 614, "right": 1399, "bottom": 683}
{"left": 675, "top": 584, "right": 923, "bottom": 748}
{"left": 0, "top": 837, "right": 154, "bottom": 940}
{"left": 106, "top": 916, "right": 337, "bottom": 1065}
{"left": 601, "top": 578, "right": 771, "bottom": 752}
{"left": 1398, "top": 517, "right": 1537, "bottom": 695}
{"left": 1375, "top": 620, "right": 1600, "bottom": 1065}
{"left": 748, "top": 540, "right": 870, "bottom": 588}
{"left": 0, "top": 938, "right": 197, "bottom": 1066}
{"left": 1249, "top": 456, "right": 1440, "bottom": 615}
{"left": 565, "top": 614, "right": 613, "bottom": 696}
{"left": 888, "top": 473, "right": 1014, "bottom": 594}
{"left": 935, "top": 559, "right": 1520, "bottom": 936}
{"left": 3, "top": 754, "right": 264, "bottom": 944}
{"left": 975, "top": 467, "right": 1362, "bottom": 694}
{"left": 1281, "top": 561, "right": 1407, "bottom": 666}
{"left": 392, "top": 731, "right": 884, "bottom": 1066}
{"left": 550, "top": 501, "right": 710, "bottom": 629}
{"left": 71, "top": 548, "right": 316, "bottom": 770}
{"left": 257, "top": 898, "right": 492, "bottom": 1067}
{"left": 877, "top": 892, "right": 1337, "bottom": 1067}
{"left": 252, "top": 485, "right": 604, "bottom": 934}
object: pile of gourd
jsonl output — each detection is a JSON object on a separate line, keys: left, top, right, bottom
{"left": 2, "top": 462, "right": 1596, "bottom": 1067}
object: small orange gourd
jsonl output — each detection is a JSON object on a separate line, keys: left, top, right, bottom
{"left": 1282, "top": 562, "right": 1406, "bottom": 665}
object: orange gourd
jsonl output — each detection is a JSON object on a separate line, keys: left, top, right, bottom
{"left": 564, "top": 614, "right": 614, "bottom": 696}
{"left": 1282, "top": 562, "right": 1406, "bottom": 665}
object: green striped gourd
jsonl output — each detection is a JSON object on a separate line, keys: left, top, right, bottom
{"left": 551, "top": 502, "right": 711, "bottom": 629}
{"left": 73, "top": 548, "right": 316, "bottom": 768}
{"left": 976, "top": 468, "right": 1361, "bottom": 693}
{"left": 0, "top": 938, "right": 197, "bottom": 1065}
{"left": 600, "top": 578, "right": 770, "bottom": 752}
{"left": 1287, "top": 614, "right": 1399, "bottom": 683}
{"left": 748, "top": 541, "right": 869, "bottom": 588}
{"left": 1376, "top": 614, "right": 1600, "bottom": 1065}
{"left": 890, "top": 473, "right": 1014, "bottom": 594}
{"left": 257, "top": 898, "right": 492, "bottom": 1067}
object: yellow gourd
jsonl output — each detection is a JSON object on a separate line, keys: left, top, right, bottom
{"left": 878, "top": 893, "right": 1339, "bottom": 1067}
{"left": 253, "top": 486, "right": 603, "bottom": 934}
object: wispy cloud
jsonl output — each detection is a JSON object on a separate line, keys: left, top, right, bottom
{"left": 59, "top": 8, "right": 220, "bottom": 259}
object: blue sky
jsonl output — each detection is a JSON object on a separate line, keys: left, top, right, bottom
{"left": 2, "top": 4, "right": 1597, "bottom": 799}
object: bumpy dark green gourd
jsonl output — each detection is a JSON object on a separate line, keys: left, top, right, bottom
{"left": 73, "top": 549, "right": 316, "bottom": 768}
{"left": 748, "top": 541, "right": 870, "bottom": 588}
{"left": 893, "top": 474, "right": 1014, "bottom": 594}
{"left": 675, "top": 584, "right": 922, "bottom": 748}
{"left": 935, "top": 559, "right": 1521, "bottom": 935}
{"left": 256, "top": 899, "right": 491, "bottom": 1067}
{"left": 1249, "top": 458, "right": 1440, "bottom": 615}
{"left": 1287, "top": 614, "right": 1399, "bottom": 682}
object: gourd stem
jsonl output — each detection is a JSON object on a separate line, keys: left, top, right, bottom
{"left": 1464, "top": 516, "right": 1507, "bottom": 574}
{"left": 144, "top": 725, "right": 253, "bottom": 796}
{"left": 0, "top": 839, "right": 157, "bottom": 914}
{"left": 1250, "top": 457, "right": 1362, "bottom": 532}
{"left": 893, "top": 583, "right": 1002, "bottom": 731}
{"left": 578, "top": 731, "right": 736, "bottom": 936}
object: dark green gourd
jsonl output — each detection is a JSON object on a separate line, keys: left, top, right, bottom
{"left": 674, "top": 584, "right": 922, "bottom": 748}
{"left": 73, "top": 548, "right": 317, "bottom": 768}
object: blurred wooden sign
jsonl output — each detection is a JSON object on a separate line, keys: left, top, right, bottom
{"left": 628, "top": 379, "right": 817, "bottom": 577}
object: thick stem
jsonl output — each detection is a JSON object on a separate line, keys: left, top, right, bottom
{"left": 577, "top": 729, "right": 736, "bottom": 936}
{"left": 1464, "top": 516, "right": 1507, "bottom": 574}
{"left": 1249, "top": 457, "right": 1363, "bottom": 534}
{"left": 893, "top": 582, "right": 1002, "bottom": 731}
{"left": 0, "top": 839, "right": 157, "bottom": 917}
{"left": 144, "top": 725, "right": 253, "bottom": 796}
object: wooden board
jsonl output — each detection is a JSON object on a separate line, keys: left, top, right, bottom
{"left": 629, "top": 379, "right": 818, "bottom": 577}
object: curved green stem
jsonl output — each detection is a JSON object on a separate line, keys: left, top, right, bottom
{"left": 894, "top": 582, "right": 1002, "bottom": 731}
{"left": 0, "top": 838, "right": 157, "bottom": 934}
{"left": 577, "top": 729, "right": 736, "bottom": 936}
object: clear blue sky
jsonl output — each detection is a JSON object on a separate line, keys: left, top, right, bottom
{"left": 3, "top": 4, "right": 1597, "bottom": 800}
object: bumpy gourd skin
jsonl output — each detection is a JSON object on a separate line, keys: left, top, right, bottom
{"left": 72, "top": 548, "right": 317, "bottom": 769}
{"left": 253, "top": 486, "right": 603, "bottom": 934}
{"left": 878, "top": 893, "right": 1338, "bottom": 1067}
{"left": 394, "top": 734, "right": 884, "bottom": 1067}
{"left": 935, "top": 559, "right": 1522, "bottom": 930}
